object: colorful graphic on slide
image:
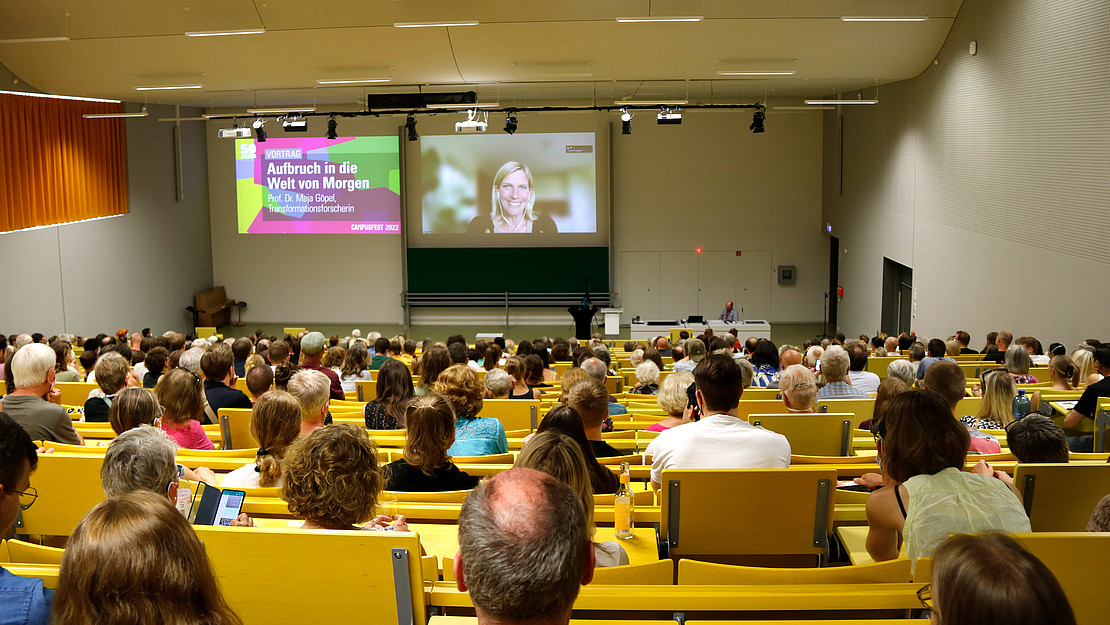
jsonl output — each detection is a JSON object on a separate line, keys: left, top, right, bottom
{"left": 235, "top": 137, "right": 401, "bottom": 234}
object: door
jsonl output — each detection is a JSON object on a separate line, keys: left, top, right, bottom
{"left": 881, "top": 258, "right": 913, "bottom": 336}
{"left": 620, "top": 251, "right": 660, "bottom": 321}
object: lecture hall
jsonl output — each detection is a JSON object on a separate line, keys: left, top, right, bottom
{"left": 0, "top": 1, "right": 1107, "bottom": 624}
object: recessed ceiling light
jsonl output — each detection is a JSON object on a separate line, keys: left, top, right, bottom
{"left": 393, "top": 21, "right": 479, "bottom": 28}
{"left": 185, "top": 29, "right": 265, "bottom": 37}
{"left": 617, "top": 16, "right": 703, "bottom": 23}
{"left": 134, "top": 84, "right": 204, "bottom": 91}
{"left": 804, "top": 99, "right": 879, "bottom": 105}
{"left": 841, "top": 16, "right": 928, "bottom": 22}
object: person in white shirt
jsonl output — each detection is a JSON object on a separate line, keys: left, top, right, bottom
{"left": 646, "top": 354, "right": 790, "bottom": 489}
{"left": 846, "top": 341, "right": 881, "bottom": 395}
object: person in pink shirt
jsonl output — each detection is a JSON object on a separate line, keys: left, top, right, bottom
{"left": 644, "top": 371, "right": 694, "bottom": 433}
{"left": 155, "top": 367, "right": 215, "bottom": 451}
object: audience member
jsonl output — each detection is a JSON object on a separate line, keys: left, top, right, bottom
{"left": 100, "top": 425, "right": 180, "bottom": 500}
{"left": 369, "top": 337, "right": 393, "bottom": 370}
{"left": 231, "top": 338, "right": 253, "bottom": 377}
{"left": 296, "top": 331, "right": 344, "bottom": 400}
{"left": 415, "top": 344, "right": 451, "bottom": 396}
{"left": 222, "top": 390, "right": 301, "bottom": 488}
{"left": 6, "top": 343, "right": 82, "bottom": 444}
{"left": 923, "top": 361, "right": 1000, "bottom": 454}
{"left": 385, "top": 394, "right": 479, "bottom": 492}
{"left": 516, "top": 430, "right": 629, "bottom": 567}
{"left": 142, "top": 346, "right": 170, "bottom": 388}
{"left": 816, "top": 346, "right": 870, "bottom": 399}
{"left": 968, "top": 368, "right": 1017, "bottom": 430}
{"left": 0, "top": 413, "right": 52, "bottom": 624}
{"left": 83, "top": 352, "right": 133, "bottom": 422}
{"left": 483, "top": 368, "right": 511, "bottom": 399}
{"left": 363, "top": 359, "right": 414, "bottom": 429}
{"left": 1087, "top": 494, "right": 1110, "bottom": 532}
{"left": 337, "top": 341, "right": 374, "bottom": 394}
{"left": 630, "top": 361, "right": 660, "bottom": 395}
{"left": 646, "top": 354, "right": 789, "bottom": 489}
{"left": 767, "top": 347, "right": 803, "bottom": 389}
{"left": 155, "top": 368, "right": 214, "bottom": 451}
{"left": 643, "top": 371, "right": 694, "bottom": 432}
{"left": 779, "top": 364, "right": 818, "bottom": 412}
{"left": 1006, "top": 415, "right": 1069, "bottom": 463}
{"left": 504, "top": 356, "right": 541, "bottom": 400}
{"left": 200, "top": 346, "right": 252, "bottom": 419}
{"left": 436, "top": 365, "right": 507, "bottom": 457}
{"left": 886, "top": 359, "right": 916, "bottom": 387}
{"left": 749, "top": 339, "right": 781, "bottom": 387}
{"left": 915, "top": 338, "right": 954, "bottom": 380}
{"left": 1004, "top": 344, "right": 1038, "bottom": 383}
{"left": 51, "top": 491, "right": 244, "bottom": 625}
{"left": 845, "top": 341, "right": 880, "bottom": 394}
{"left": 454, "top": 468, "right": 594, "bottom": 625}
{"left": 50, "top": 340, "right": 81, "bottom": 383}
{"left": 864, "top": 391, "right": 1029, "bottom": 564}
{"left": 954, "top": 330, "right": 977, "bottom": 354}
{"left": 674, "top": 338, "right": 703, "bottom": 374}
{"left": 928, "top": 533, "right": 1076, "bottom": 625}
{"left": 282, "top": 424, "right": 406, "bottom": 531}
{"left": 567, "top": 378, "right": 622, "bottom": 458}
{"left": 287, "top": 369, "right": 331, "bottom": 439}
{"left": 244, "top": 363, "right": 274, "bottom": 401}
{"left": 534, "top": 405, "right": 619, "bottom": 494}
{"left": 268, "top": 340, "right": 291, "bottom": 368}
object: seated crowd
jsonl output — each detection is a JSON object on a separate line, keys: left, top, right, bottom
{"left": 0, "top": 325, "right": 1105, "bottom": 624}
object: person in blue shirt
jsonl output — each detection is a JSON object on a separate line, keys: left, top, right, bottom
{"left": 720, "top": 301, "right": 739, "bottom": 323}
{"left": 0, "top": 413, "right": 52, "bottom": 625}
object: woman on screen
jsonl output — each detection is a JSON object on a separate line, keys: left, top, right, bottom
{"left": 467, "top": 161, "right": 558, "bottom": 234}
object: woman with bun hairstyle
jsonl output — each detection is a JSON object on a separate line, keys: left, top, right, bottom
{"left": 221, "top": 390, "right": 301, "bottom": 489}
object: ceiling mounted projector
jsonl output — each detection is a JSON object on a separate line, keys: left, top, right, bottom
{"left": 657, "top": 108, "right": 683, "bottom": 125}
{"left": 282, "top": 116, "right": 309, "bottom": 132}
{"left": 455, "top": 108, "right": 488, "bottom": 132}
{"left": 218, "top": 126, "right": 252, "bottom": 139}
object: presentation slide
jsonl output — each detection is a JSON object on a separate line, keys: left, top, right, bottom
{"left": 234, "top": 136, "right": 400, "bottom": 234}
{"left": 420, "top": 132, "right": 596, "bottom": 236}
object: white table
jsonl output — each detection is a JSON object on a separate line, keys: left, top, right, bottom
{"left": 631, "top": 321, "right": 772, "bottom": 343}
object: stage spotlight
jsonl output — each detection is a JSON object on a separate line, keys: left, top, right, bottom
{"left": 657, "top": 107, "right": 682, "bottom": 124}
{"left": 750, "top": 106, "right": 766, "bottom": 133}
{"left": 326, "top": 115, "right": 338, "bottom": 140}
{"left": 620, "top": 108, "right": 632, "bottom": 134}
{"left": 405, "top": 115, "right": 419, "bottom": 141}
{"left": 252, "top": 117, "right": 267, "bottom": 142}
{"left": 503, "top": 114, "right": 517, "bottom": 135}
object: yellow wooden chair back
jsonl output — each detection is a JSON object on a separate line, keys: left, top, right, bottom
{"left": 355, "top": 379, "right": 378, "bottom": 402}
{"left": 53, "top": 382, "right": 99, "bottom": 408}
{"left": 194, "top": 525, "right": 426, "bottom": 625}
{"left": 478, "top": 399, "right": 539, "bottom": 431}
{"left": 748, "top": 414, "right": 855, "bottom": 456}
{"left": 20, "top": 453, "right": 105, "bottom": 537}
{"left": 591, "top": 559, "right": 674, "bottom": 585}
{"left": 660, "top": 467, "right": 836, "bottom": 567}
{"left": 677, "top": 557, "right": 912, "bottom": 584}
{"left": 1014, "top": 463, "right": 1110, "bottom": 531}
{"left": 217, "top": 408, "right": 255, "bottom": 450}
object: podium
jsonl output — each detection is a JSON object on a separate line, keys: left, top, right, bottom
{"left": 567, "top": 305, "right": 599, "bottom": 340}
{"left": 601, "top": 308, "right": 623, "bottom": 336}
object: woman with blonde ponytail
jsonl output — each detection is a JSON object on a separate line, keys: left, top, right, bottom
{"left": 221, "top": 390, "right": 301, "bottom": 488}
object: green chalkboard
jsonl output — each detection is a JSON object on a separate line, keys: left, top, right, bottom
{"left": 407, "top": 247, "right": 608, "bottom": 294}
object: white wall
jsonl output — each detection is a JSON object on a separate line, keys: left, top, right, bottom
{"left": 0, "top": 102, "right": 214, "bottom": 336}
{"left": 823, "top": 0, "right": 1110, "bottom": 348}
{"left": 208, "top": 107, "right": 828, "bottom": 327}
{"left": 613, "top": 106, "right": 827, "bottom": 324}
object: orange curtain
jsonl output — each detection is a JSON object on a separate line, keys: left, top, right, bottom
{"left": 0, "top": 92, "right": 128, "bottom": 232}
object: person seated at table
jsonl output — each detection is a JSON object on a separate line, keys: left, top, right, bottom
{"left": 384, "top": 394, "right": 480, "bottom": 492}
{"left": 436, "top": 365, "right": 508, "bottom": 457}
{"left": 515, "top": 430, "right": 629, "bottom": 567}
{"left": 533, "top": 405, "right": 620, "bottom": 495}
{"left": 287, "top": 369, "right": 331, "bottom": 439}
{"left": 0, "top": 413, "right": 52, "bottom": 625}
{"left": 363, "top": 359, "right": 414, "bottom": 430}
{"left": 83, "top": 352, "right": 134, "bottom": 422}
{"left": 643, "top": 371, "right": 694, "bottom": 433}
{"left": 886, "top": 359, "right": 917, "bottom": 388}
{"left": 51, "top": 491, "right": 244, "bottom": 625}
{"left": 1005, "top": 415, "right": 1069, "bottom": 463}
{"left": 155, "top": 368, "right": 215, "bottom": 451}
{"left": 926, "top": 532, "right": 1076, "bottom": 625}
{"left": 483, "top": 368, "right": 511, "bottom": 399}
{"left": 281, "top": 423, "right": 407, "bottom": 531}
{"left": 556, "top": 367, "right": 588, "bottom": 404}
{"left": 630, "top": 361, "right": 660, "bottom": 395}
{"left": 1030, "top": 354, "right": 1080, "bottom": 414}
{"left": 1004, "top": 345, "right": 1039, "bottom": 384}
{"left": 966, "top": 368, "right": 1017, "bottom": 431}
{"left": 864, "top": 391, "right": 1030, "bottom": 565}
{"left": 108, "top": 386, "right": 162, "bottom": 435}
{"left": 338, "top": 341, "right": 374, "bottom": 394}
{"left": 779, "top": 364, "right": 818, "bottom": 412}
{"left": 504, "top": 357, "right": 541, "bottom": 400}
{"left": 414, "top": 344, "right": 451, "bottom": 396}
{"left": 222, "top": 390, "right": 301, "bottom": 489}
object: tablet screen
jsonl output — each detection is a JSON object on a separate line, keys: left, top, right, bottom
{"left": 213, "top": 489, "right": 245, "bottom": 526}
